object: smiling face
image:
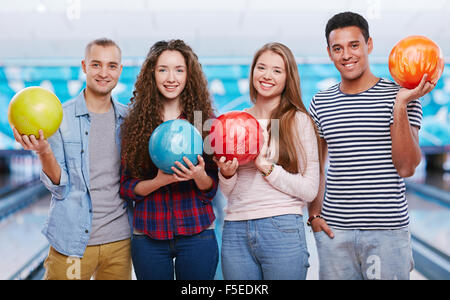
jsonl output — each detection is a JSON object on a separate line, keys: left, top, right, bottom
{"left": 252, "top": 50, "right": 287, "bottom": 101}
{"left": 155, "top": 50, "right": 187, "bottom": 101}
{"left": 82, "top": 44, "right": 122, "bottom": 97}
{"left": 327, "top": 26, "right": 373, "bottom": 83}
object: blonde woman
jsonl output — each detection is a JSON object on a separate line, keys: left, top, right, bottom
{"left": 216, "top": 42, "right": 321, "bottom": 280}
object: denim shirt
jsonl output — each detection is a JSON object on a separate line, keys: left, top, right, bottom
{"left": 40, "top": 90, "right": 129, "bottom": 257}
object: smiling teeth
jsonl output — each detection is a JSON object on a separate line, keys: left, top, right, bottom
{"left": 261, "top": 82, "right": 273, "bottom": 87}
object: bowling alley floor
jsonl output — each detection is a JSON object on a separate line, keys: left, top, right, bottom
{"left": 0, "top": 193, "right": 50, "bottom": 279}
{"left": 2, "top": 183, "right": 445, "bottom": 280}
{"left": 406, "top": 171, "right": 450, "bottom": 258}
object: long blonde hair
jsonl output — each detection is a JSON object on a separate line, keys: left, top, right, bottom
{"left": 249, "top": 42, "right": 321, "bottom": 174}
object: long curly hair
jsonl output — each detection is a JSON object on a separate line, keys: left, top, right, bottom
{"left": 121, "top": 40, "right": 215, "bottom": 178}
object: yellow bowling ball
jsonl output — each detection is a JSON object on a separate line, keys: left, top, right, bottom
{"left": 8, "top": 86, "right": 63, "bottom": 139}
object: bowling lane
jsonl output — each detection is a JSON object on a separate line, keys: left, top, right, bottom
{"left": 407, "top": 186, "right": 450, "bottom": 258}
{"left": 405, "top": 155, "right": 450, "bottom": 265}
{"left": 2, "top": 153, "right": 443, "bottom": 280}
{"left": 0, "top": 185, "right": 432, "bottom": 280}
{"left": 0, "top": 154, "right": 41, "bottom": 194}
{"left": 0, "top": 193, "right": 50, "bottom": 279}
{"left": 407, "top": 154, "right": 450, "bottom": 192}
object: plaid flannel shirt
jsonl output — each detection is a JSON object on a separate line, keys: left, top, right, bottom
{"left": 119, "top": 155, "right": 218, "bottom": 240}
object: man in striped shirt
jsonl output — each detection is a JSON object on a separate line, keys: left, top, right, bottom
{"left": 308, "top": 12, "right": 435, "bottom": 279}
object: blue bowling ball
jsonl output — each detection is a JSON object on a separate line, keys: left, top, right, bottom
{"left": 149, "top": 119, "right": 203, "bottom": 174}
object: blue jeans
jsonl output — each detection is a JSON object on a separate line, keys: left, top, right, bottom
{"left": 314, "top": 227, "right": 414, "bottom": 280}
{"left": 221, "top": 214, "right": 310, "bottom": 280}
{"left": 131, "top": 229, "right": 218, "bottom": 280}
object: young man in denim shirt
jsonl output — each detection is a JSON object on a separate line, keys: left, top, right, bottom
{"left": 12, "top": 38, "right": 132, "bottom": 280}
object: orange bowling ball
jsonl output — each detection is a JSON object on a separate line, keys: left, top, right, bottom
{"left": 389, "top": 35, "right": 444, "bottom": 89}
{"left": 8, "top": 87, "right": 63, "bottom": 139}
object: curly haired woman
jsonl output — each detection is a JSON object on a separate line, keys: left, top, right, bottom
{"left": 119, "top": 40, "right": 219, "bottom": 280}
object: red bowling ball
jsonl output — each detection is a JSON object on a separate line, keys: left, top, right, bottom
{"left": 210, "top": 111, "right": 264, "bottom": 165}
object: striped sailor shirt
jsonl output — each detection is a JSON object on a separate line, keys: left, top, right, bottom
{"left": 309, "top": 78, "right": 422, "bottom": 230}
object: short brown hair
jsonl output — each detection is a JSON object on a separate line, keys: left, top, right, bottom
{"left": 84, "top": 37, "right": 122, "bottom": 60}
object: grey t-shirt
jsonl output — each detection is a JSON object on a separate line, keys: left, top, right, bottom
{"left": 88, "top": 106, "right": 131, "bottom": 245}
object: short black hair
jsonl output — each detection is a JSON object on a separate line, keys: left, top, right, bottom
{"left": 325, "top": 12, "right": 370, "bottom": 46}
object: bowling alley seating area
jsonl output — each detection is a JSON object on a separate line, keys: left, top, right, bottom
{"left": 0, "top": 61, "right": 449, "bottom": 279}
{"left": 1, "top": 62, "right": 449, "bottom": 151}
